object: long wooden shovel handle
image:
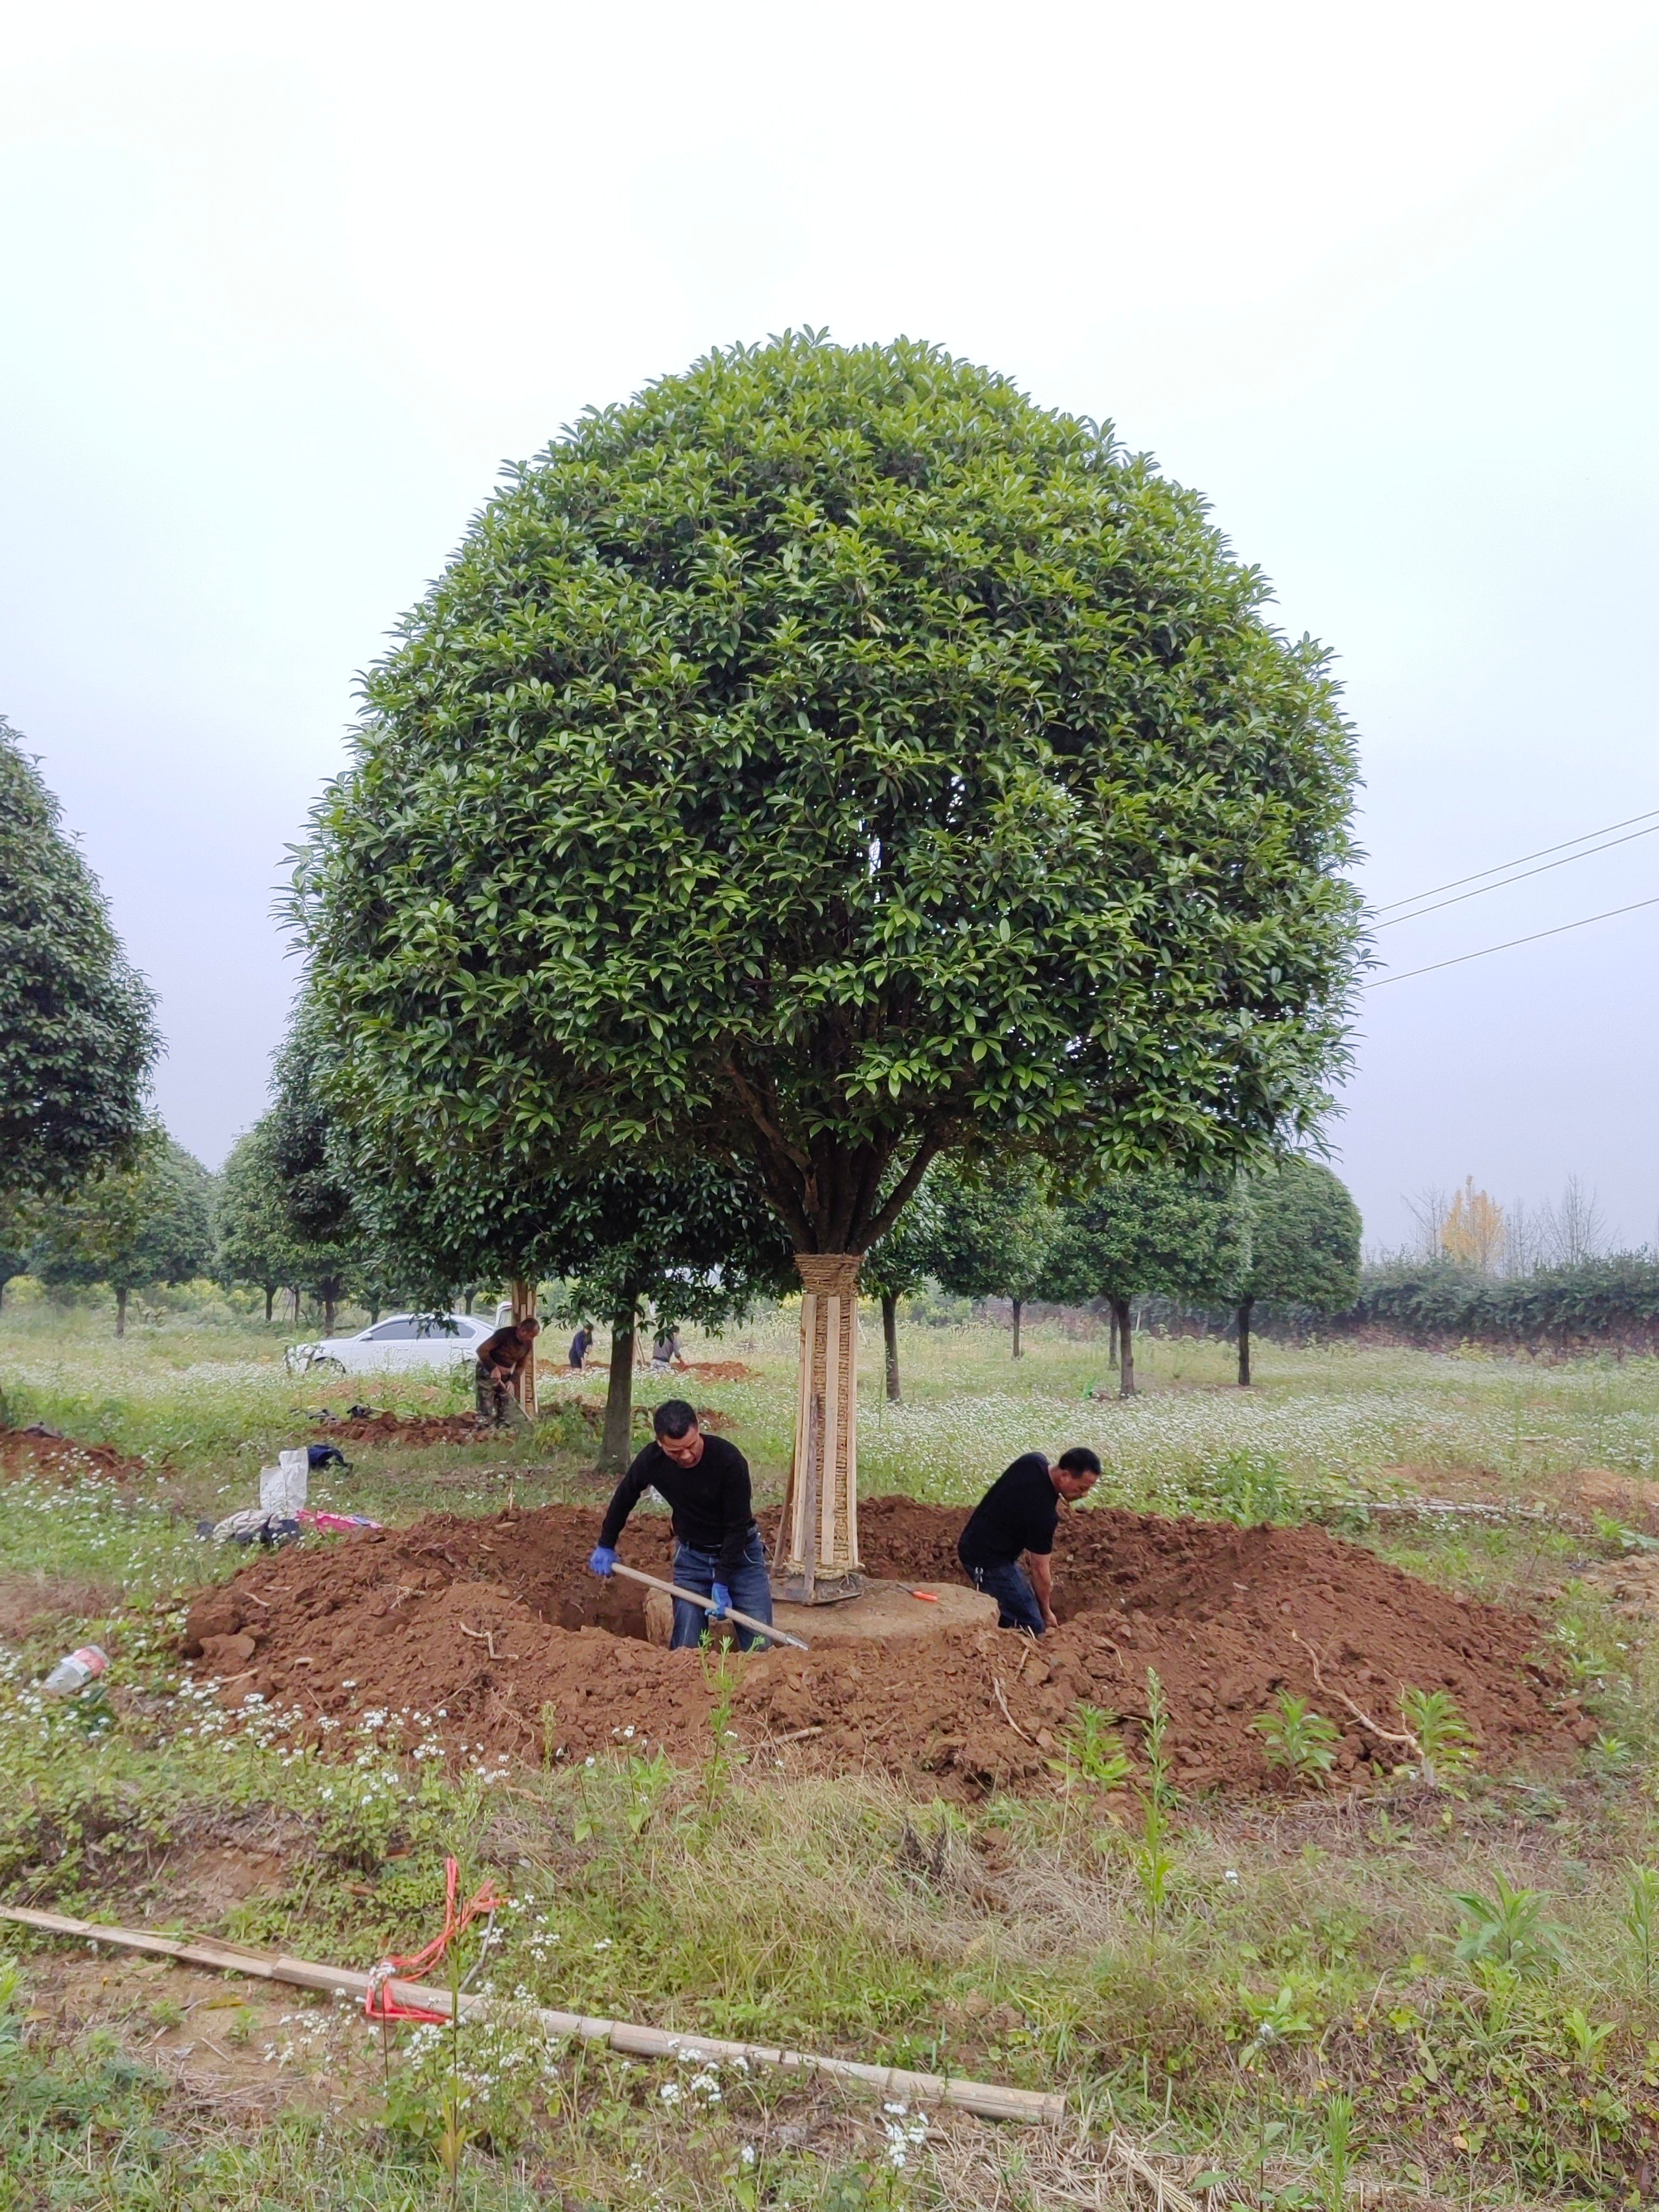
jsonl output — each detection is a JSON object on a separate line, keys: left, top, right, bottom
{"left": 608, "top": 1559, "right": 810, "bottom": 1651}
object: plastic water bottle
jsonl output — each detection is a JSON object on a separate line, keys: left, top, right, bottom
{"left": 40, "top": 1644, "right": 108, "bottom": 1698}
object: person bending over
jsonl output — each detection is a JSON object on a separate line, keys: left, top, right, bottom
{"left": 588, "top": 1400, "right": 774, "bottom": 1649}
{"left": 474, "top": 1314, "right": 540, "bottom": 1427}
{"left": 956, "top": 1447, "right": 1101, "bottom": 1635}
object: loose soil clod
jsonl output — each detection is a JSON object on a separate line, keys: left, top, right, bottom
{"left": 183, "top": 1499, "right": 1584, "bottom": 1794}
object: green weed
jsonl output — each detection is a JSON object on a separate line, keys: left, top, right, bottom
{"left": 1250, "top": 1691, "right": 1340, "bottom": 1782}
{"left": 1452, "top": 1872, "right": 1564, "bottom": 1980}
{"left": 1400, "top": 1684, "right": 1478, "bottom": 1787}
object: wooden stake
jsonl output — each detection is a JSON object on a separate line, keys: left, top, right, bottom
{"left": 511, "top": 1278, "right": 538, "bottom": 1419}
{"left": 0, "top": 1903, "right": 1060, "bottom": 2124}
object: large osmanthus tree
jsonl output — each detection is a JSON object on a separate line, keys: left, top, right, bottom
{"left": 298, "top": 333, "right": 1363, "bottom": 1597}
{"left": 1, "top": 717, "right": 156, "bottom": 1205}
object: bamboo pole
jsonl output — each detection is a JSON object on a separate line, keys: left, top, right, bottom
{"left": 0, "top": 1903, "right": 1062, "bottom": 2124}
{"left": 607, "top": 1560, "right": 810, "bottom": 1652}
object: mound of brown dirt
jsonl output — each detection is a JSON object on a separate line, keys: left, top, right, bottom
{"left": 679, "top": 1360, "right": 761, "bottom": 1382}
{"left": 181, "top": 1500, "right": 1583, "bottom": 1795}
{"left": 310, "top": 1412, "right": 489, "bottom": 1447}
{"left": 0, "top": 1424, "right": 146, "bottom": 1484}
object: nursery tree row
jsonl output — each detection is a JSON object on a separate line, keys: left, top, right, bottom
{"left": 869, "top": 1156, "right": 1363, "bottom": 1397}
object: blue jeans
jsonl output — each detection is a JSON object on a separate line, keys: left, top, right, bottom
{"left": 670, "top": 1532, "right": 773, "bottom": 1650}
{"left": 968, "top": 1560, "right": 1046, "bottom": 1637}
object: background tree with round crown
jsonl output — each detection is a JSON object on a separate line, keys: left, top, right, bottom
{"left": 300, "top": 333, "right": 1364, "bottom": 1599}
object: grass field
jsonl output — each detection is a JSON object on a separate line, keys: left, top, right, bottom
{"left": 3, "top": 1293, "right": 1659, "bottom": 2209}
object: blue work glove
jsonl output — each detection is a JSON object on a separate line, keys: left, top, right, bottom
{"left": 709, "top": 1582, "right": 732, "bottom": 1621}
{"left": 588, "top": 1545, "right": 617, "bottom": 1578}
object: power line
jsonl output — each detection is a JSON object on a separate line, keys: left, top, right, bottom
{"left": 1375, "top": 819, "right": 1659, "bottom": 927}
{"left": 1366, "top": 892, "right": 1659, "bottom": 988}
{"left": 1374, "top": 804, "right": 1659, "bottom": 914}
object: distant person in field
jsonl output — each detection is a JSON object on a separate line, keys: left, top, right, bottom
{"left": 588, "top": 1399, "right": 773, "bottom": 1648}
{"left": 956, "top": 1447, "right": 1102, "bottom": 1635}
{"left": 474, "top": 1314, "right": 540, "bottom": 1427}
{"left": 650, "top": 1325, "right": 682, "bottom": 1373}
{"left": 569, "top": 1322, "right": 594, "bottom": 1371}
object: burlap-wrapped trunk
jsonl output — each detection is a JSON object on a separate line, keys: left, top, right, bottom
{"left": 772, "top": 1252, "right": 865, "bottom": 1603}
{"left": 511, "top": 1278, "right": 538, "bottom": 1419}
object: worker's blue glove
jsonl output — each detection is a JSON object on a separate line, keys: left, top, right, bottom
{"left": 588, "top": 1545, "right": 617, "bottom": 1578}
{"left": 709, "top": 1582, "right": 732, "bottom": 1621}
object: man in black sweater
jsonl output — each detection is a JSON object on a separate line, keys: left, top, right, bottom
{"left": 956, "top": 1447, "right": 1102, "bottom": 1635}
{"left": 588, "top": 1399, "right": 773, "bottom": 1649}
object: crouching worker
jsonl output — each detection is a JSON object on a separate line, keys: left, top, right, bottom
{"left": 957, "top": 1447, "right": 1102, "bottom": 1635}
{"left": 588, "top": 1400, "right": 774, "bottom": 1650}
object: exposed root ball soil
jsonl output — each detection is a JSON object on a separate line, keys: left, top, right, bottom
{"left": 183, "top": 1500, "right": 1583, "bottom": 1795}
{"left": 1, "top": 1424, "right": 145, "bottom": 1484}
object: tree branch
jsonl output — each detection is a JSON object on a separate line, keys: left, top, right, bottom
{"left": 723, "top": 1058, "right": 811, "bottom": 1176}
{"left": 862, "top": 1132, "right": 945, "bottom": 1250}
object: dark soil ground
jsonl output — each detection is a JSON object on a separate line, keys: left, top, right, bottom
{"left": 181, "top": 1499, "right": 1586, "bottom": 1796}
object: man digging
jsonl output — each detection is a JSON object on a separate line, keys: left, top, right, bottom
{"left": 957, "top": 1447, "right": 1102, "bottom": 1635}
{"left": 588, "top": 1399, "right": 774, "bottom": 1648}
{"left": 474, "top": 1313, "right": 541, "bottom": 1427}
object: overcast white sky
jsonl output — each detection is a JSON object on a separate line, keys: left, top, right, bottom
{"left": 4, "top": 1, "right": 1658, "bottom": 1249}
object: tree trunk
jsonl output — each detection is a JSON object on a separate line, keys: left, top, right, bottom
{"left": 323, "top": 1292, "right": 336, "bottom": 1337}
{"left": 881, "top": 1291, "right": 901, "bottom": 1403}
{"left": 290, "top": 1286, "right": 301, "bottom": 1324}
{"left": 115, "top": 1285, "right": 128, "bottom": 1339}
{"left": 1237, "top": 1296, "right": 1253, "bottom": 1387}
{"left": 511, "top": 1279, "right": 538, "bottom": 1419}
{"left": 1111, "top": 1295, "right": 1134, "bottom": 1397}
{"left": 463, "top": 1287, "right": 475, "bottom": 1315}
{"left": 1108, "top": 1305, "right": 1119, "bottom": 1368}
{"left": 1011, "top": 1297, "right": 1023, "bottom": 1359}
{"left": 264, "top": 1285, "right": 274, "bottom": 1323}
{"left": 369, "top": 1297, "right": 382, "bottom": 1325}
{"left": 774, "top": 1252, "right": 865, "bottom": 1603}
{"left": 600, "top": 1309, "right": 636, "bottom": 1471}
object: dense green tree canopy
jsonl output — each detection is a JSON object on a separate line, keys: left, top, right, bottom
{"left": 1045, "top": 1168, "right": 1240, "bottom": 1393}
{"left": 215, "top": 1121, "right": 304, "bottom": 1317}
{"left": 1230, "top": 1155, "right": 1361, "bottom": 1383}
{"left": 1239, "top": 1158, "right": 1361, "bottom": 1313}
{"left": 299, "top": 334, "right": 1362, "bottom": 1258}
{"left": 1046, "top": 1170, "right": 1240, "bottom": 1310}
{"left": 1, "top": 718, "right": 157, "bottom": 1202}
{"left": 924, "top": 1157, "right": 1061, "bottom": 1350}
{"left": 30, "top": 1128, "right": 214, "bottom": 1332}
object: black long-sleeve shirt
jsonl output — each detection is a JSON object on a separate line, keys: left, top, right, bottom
{"left": 598, "top": 1435, "right": 756, "bottom": 1581}
{"left": 957, "top": 1453, "right": 1059, "bottom": 1570}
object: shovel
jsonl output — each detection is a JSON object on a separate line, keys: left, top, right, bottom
{"left": 608, "top": 1561, "right": 810, "bottom": 1651}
